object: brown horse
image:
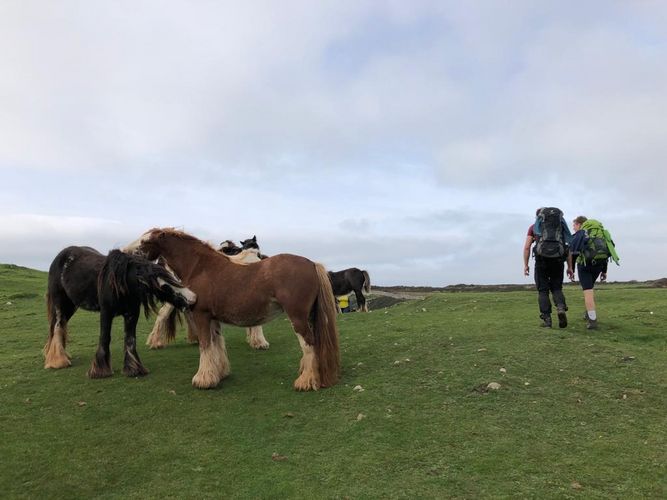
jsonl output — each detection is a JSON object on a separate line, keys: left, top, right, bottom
{"left": 146, "top": 241, "right": 269, "bottom": 350}
{"left": 124, "top": 228, "right": 340, "bottom": 391}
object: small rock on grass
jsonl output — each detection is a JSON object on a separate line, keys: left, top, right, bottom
{"left": 473, "top": 382, "right": 501, "bottom": 393}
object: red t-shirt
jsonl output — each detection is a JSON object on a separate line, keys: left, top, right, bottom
{"left": 527, "top": 224, "right": 535, "bottom": 238}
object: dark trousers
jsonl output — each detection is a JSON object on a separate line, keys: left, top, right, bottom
{"left": 577, "top": 262, "right": 605, "bottom": 290}
{"left": 534, "top": 257, "right": 567, "bottom": 317}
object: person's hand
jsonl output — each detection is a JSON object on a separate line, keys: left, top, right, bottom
{"left": 600, "top": 272, "right": 607, "bottom": 282}
{"left": 524, "top": 265, "right": 530, "bottom": 276}
{"left": 567, "top": 268, "right": 575, "bottom": 281}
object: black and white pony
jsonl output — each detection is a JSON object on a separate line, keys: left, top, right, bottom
{"left": 328, "top": 268, "right": 371, "bottom": 312}
{"left": 44, "top": 247, "right": 196, "bottom": 378}
{"left": 146, "top": 235, "right": 269, "bottom": 349}
{"left": 219, "top": 235, "right": 268, "bottom": 260}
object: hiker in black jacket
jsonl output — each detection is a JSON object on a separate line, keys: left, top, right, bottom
{"left": 523, "top": 207, "right": 573, "bottom": 328}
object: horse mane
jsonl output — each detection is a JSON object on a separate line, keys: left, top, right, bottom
{"left": 219, "top": 240, "right": 242, "bottom": 255}
{"left": 217, "top": 235, "right": 266, "bottom": 264}
{"left": 226, "top": 248, "right": 261, "bottom": 265}
{"left": 99, "top": 250, "right": 131, "bottom": 299}
{"left": 149, "top": 227, "right": 218, "bottom": 252}
{"left": 135, "top": 262, "right": 186, "bottom": 318}
{"left": 99, "top": 249, "right": 186, "bottom": 318}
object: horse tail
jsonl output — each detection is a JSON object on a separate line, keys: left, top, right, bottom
{"left": 312, "top": 263, "right": 341, "bottom": 388}
{"left": 147, "top": 303, "right": 182, "bottom": 348}
{"left": 44, "top": 291, "right": 57, "bottom": 357}
{"left": 362, "top": 270, "right": 371, "bottom": 293}
{"left": 164, "top": 305, "right": 182, "bottom": 342}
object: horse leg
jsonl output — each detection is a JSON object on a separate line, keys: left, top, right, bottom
{"left": 191, "top": 313, "right": 230, "bottom": 389}
{"left": 353, "top": 288, "right": 368, "bottom": 312}
{"left": 87, "top": 308, "right": 114, "bottom": 378}
{"left": 44, "top": 300, "right": 75, "bottom": 369}
{"left": 289, "top": 316, "right": 320, "bottom": 391}
{"left": 246, "top": 325, "right": 269, "bottom": 350}
{"left": 146, "top": 303, "right": 173, "bottom": 349}
{"left": 122, "top": 307, "right": 149, "bottom": 377}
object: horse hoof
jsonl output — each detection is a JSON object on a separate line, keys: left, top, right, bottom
{"left": 44, "top": 347, "right": 72, "bottom": 369}
{"left": 191, "top": 372, "right": 220, "bottom": 389}
{"left": 44, "top": 357, "right": 72, "bottom": 370}
{"left": 293, "top": 376, "right": 320, "bottom": 392}
{"left": 87, "top": 366, "right": 113, "bottom": 378}
{"left": 123, "top": 366, "right": 149, "bottom": 377}
{"left": 250, "top": 341, "right": 270, "bottom": 350}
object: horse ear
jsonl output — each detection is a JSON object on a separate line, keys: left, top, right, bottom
{"left": 252, "top": 235, "right": 257, "bottom": 242}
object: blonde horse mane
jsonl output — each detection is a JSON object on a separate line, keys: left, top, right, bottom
{"left": 226, "top": 248, "right": 261, "bottom": 265}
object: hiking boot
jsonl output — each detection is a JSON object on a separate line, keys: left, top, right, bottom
{"left": 586, "top": 318, "right": 598, "bottom": 330}
{"left": 540, "top": 315, "right": 552, "bottom": 328}
{"left": 557, "top": 308, "right": 568, "bottom": 328}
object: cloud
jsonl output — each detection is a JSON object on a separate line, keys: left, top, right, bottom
{"left": 0, "top": 214, "right": 130, "bottom": 269}
{"left": 432, "top": 10, "right": 667, "bottom": 200}
{"left": 0, "top": 2, "right": 666, "bottom": 285}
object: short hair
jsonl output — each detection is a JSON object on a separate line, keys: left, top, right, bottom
{"left": 535, "top": 208, "right": 543, "bottom": 216}
{"left": 573, "top": 216, "right": 588, "bottom": 224}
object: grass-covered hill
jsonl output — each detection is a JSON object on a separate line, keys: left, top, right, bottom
{"left": 0, "top": 264, "right": 665, "bottom": 498}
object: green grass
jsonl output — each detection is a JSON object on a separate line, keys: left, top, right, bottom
{"left": 0, "top": 263, "right": 665, "bottom": 499}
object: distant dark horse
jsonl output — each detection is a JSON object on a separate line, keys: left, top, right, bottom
{"left": 44, "top": 247, "right": 196, "bottom": 378}
{"left": 328, "top": 268, "right": 371, "bottom": 312}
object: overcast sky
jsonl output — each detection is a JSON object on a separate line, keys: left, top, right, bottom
{"left": 1, "top": 1, "right": 666, "bottom": 286}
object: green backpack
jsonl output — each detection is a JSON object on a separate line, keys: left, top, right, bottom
{"left": 579, "top": 219, "right": 620, "bottom": 265}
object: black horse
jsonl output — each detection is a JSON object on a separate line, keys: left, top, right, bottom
{"left": 218, "top": 235, "right": 268, "bottom": 259}
{"left": 44, "top": 246, "right": 196, "bottom": 378}
{"left": 328, "top": 268, "right": 371, "bottom": 312}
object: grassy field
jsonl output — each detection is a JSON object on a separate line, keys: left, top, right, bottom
{"left": 0, "top": 263, "right": 665, "bottom": 499}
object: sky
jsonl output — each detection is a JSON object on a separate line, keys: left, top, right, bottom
{"left": 1, "top": 1, "right": 666, "bottom": 286}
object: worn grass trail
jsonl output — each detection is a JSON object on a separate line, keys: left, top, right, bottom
{"left": 0, "top": 264, "right": 665, "bottom": 498}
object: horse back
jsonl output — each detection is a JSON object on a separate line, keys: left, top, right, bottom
{"left": 328, "top": 267, "right": 367, "bottom": 295}
{"left": 260, "top": 253, "right": 317, "bottom": 281}
{"left": 48, "top": 246, "right": 105, "bottom": 311}
{"left": 189, "top": 252, "right": 318, "bottom": 324}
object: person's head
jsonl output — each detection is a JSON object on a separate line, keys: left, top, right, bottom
{"left": 572, "top": 215, "right": 587, "bottom": 231}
